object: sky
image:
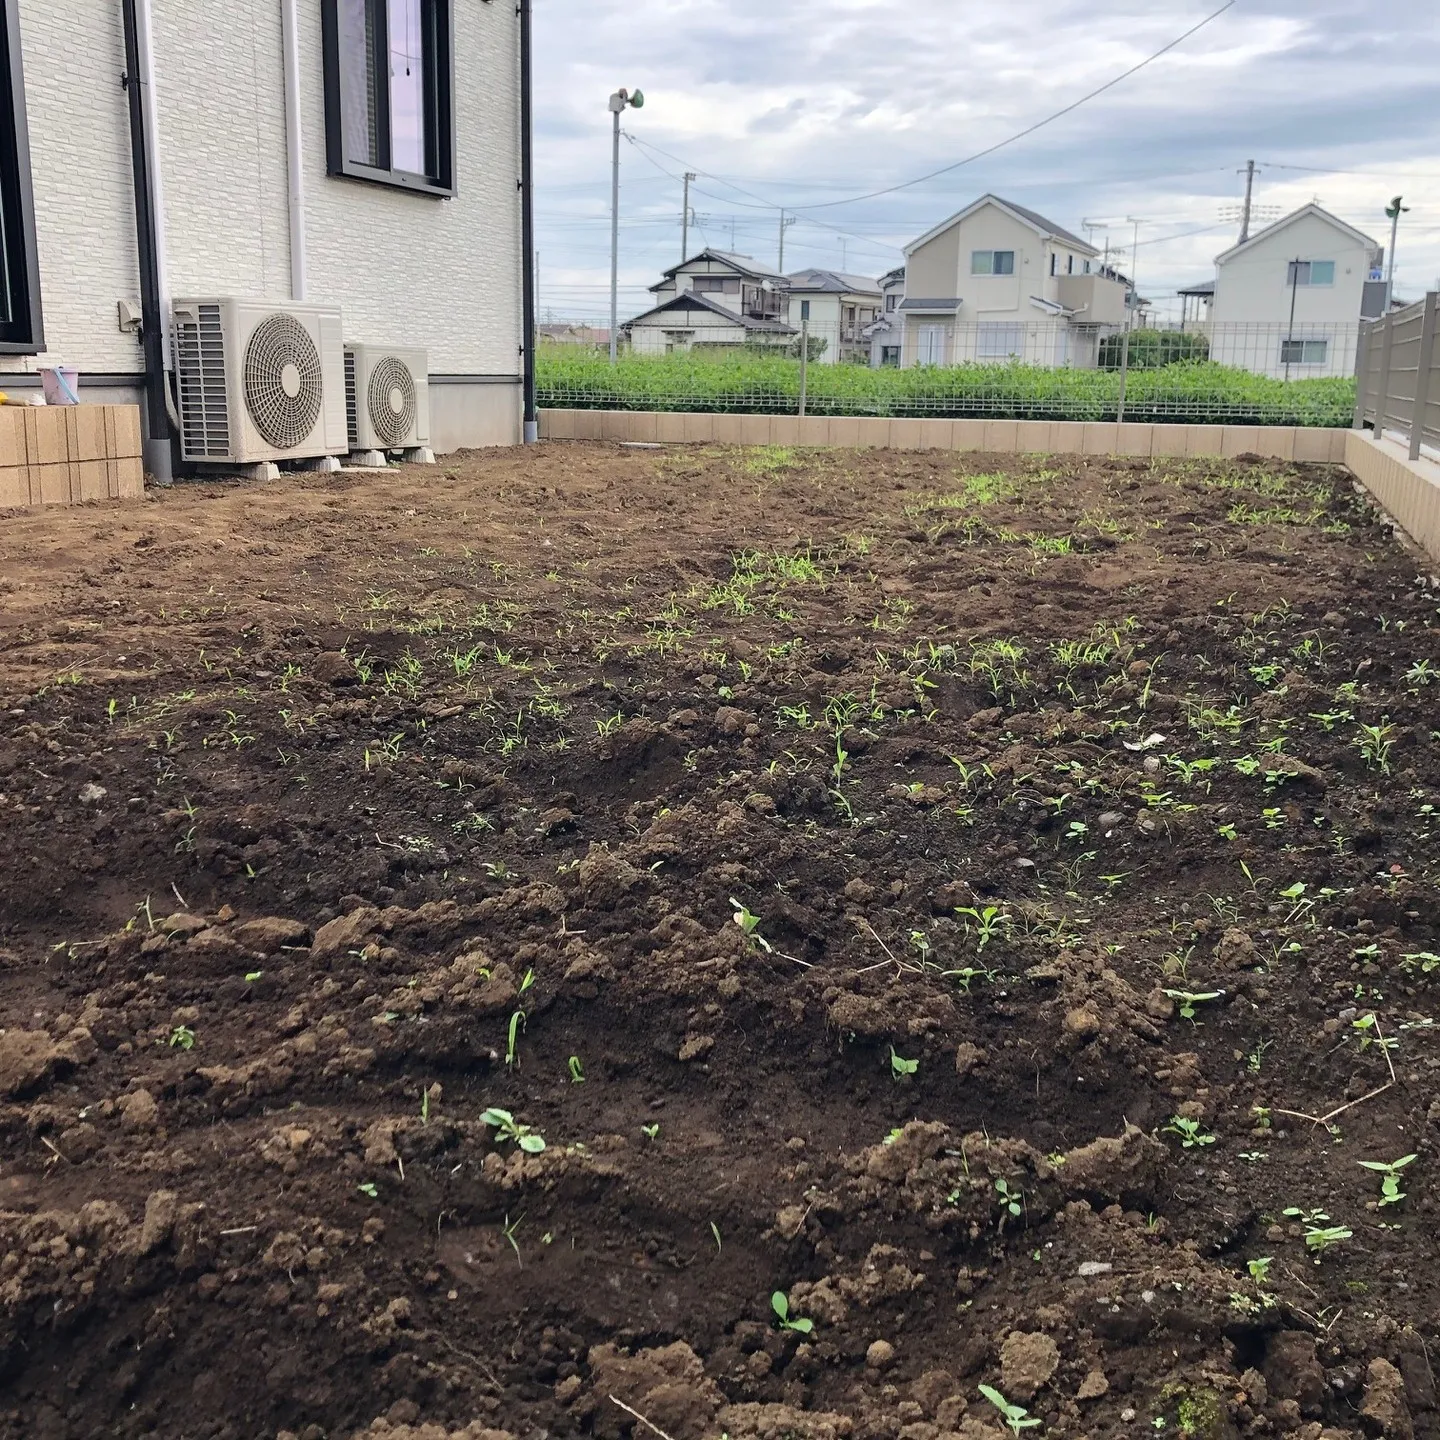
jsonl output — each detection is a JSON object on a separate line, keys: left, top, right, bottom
{"left": 530, "top": 0, "right": 1440, "bottom": 326}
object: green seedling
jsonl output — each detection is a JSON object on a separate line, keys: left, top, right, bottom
{"left": 831, "top": 736, "right": 848, "bottom": 785}
{"left": 978, "top": 1384, "right": 1041, "bottom": 1435}
{"left": 1163, "top": 988, "right": 1224, "bottom": 1022}
{"left": 1357, "top": 1153, "right": 1416, "bottom": 1207}
{"left": 890, "top": 1045, "right": 918, "bottom": 1078}
{"left": 358, "top": 1182, "right": 378, "bottom": 1198}
{"left": 244, "top": 970, "right": 263, "bottom": 983}
{"left": 770, "top": 1290, "right": 814, "bottom": 1334}
{"left": 1162, "top": 1116, "right": 1216, "bottom": 1149}
{"left": 940, "top": 963, "right": 997, "bottom": 992}
{"left": 994, "top": 1177, "right": 1023, "bottom": 1220}
{"left": 168, "top": 1025, "right": 195, "bottom": 1050}
{"left": 1283, "top": 1207, "right": 1351, "bottom": 1260}
{"left": 641, "top": 1123, "right": 660, "bottom": 1140}
{"left": 1247, "top": 1256, "right": 1273, "bottom": 1285}
{"left": 501, "top": 1212, "right": 524, "bottom": 1263}
{"left": 505, "top": 1009, "right": 525, "bottom": 1066}
{"left": 480, "top": 1106, "right": 546, "bottom": 1154}
{"left": 729, "top": 897, "right": 773, "bottom": 952}
{"left": 710, "top": 1222, "right": 722, "bottom": 1252}
{"left": 955, "top": 904, "right": 1009, "bottom": 950}
{"left": 568, "top": 1055, "right": 585, "bottom": 1083}
{"left": 1354, "top": 721, "right": 1395, "bottom": 774}
{"left": 1401, "top": 951, "right": 1440, "bottom": 976}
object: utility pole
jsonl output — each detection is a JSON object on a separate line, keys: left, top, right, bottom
{"left": 681, "top": 172, "right": 695, "bottom": 262}
{"left": 778, "top": 212, "right": 797, "bottom": 273}
{"left": 1385, "top": 195, "right": 1409, "bottom": 309}
{"left": 1116, "top": 217, "right": 1143, "bottom": 424}
{"left": 607, "top": 86, "right": 644, "bottom": 364}
{"left": 1238, "top": 159, "right": 1257, "bottom": 242}
{"left": 1283, "top": 255, "right": 1301, "bottom": 382}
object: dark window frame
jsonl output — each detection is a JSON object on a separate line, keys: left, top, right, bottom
{"left": 0, "top": 0, "right": 43, "bottom": 354}
{"left": 321, "top": 0, "right": 456, "bottom": 198}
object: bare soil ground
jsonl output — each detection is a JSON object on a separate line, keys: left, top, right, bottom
{"left": 1, "top": 441, "right": 1438, "bottom": 1440}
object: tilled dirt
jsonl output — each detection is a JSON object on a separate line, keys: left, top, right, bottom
{"left": 1, "top": 441, "right": 1439, "bottom": 1440}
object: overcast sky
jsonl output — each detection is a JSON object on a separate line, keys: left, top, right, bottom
{"left": 530, "top": 0, "right": 1440, "bottom": 325}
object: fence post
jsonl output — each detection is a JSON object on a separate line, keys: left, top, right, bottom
{"left": 1375, "top": 310, "right": 1396, "bottom": 443}
{"left": 1352, "top": 319, "right": 1370, "bottom": 430}
{"left": 1409, "top": 291, "right": 1438, "bottom": 461}
{"left": 1115, "top": 321, "right": 1132, "bottom": 425}
{"left": 798, "top": 318, "right": 809, "bottom": 419}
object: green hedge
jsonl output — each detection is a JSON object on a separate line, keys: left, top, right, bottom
{"left": 537, "top": 351, "right": 1353, "bottom": 427}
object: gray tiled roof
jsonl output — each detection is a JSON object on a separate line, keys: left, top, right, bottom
{"left": 784, "top": 268, "right": 883, "bottom": 295}
{"left": 624, "top": 291, "right": 796, "bottom": 334}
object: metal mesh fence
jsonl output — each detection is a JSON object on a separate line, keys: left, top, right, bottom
{"left": 538, "top": 320, "right": 1360, "bottom": 427}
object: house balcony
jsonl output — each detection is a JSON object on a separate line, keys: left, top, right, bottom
{"left": 1055, "top": 273, "right": 1128, "bottom": 326}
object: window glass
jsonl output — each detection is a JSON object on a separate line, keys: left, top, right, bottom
{"left": 338, "top": 0, "right": 382, "bottom": 167}
{"left": 993, "top": 250, "right": 1015, "bottom": 275}
{"left": 0, "top": 0, "right": 41, "bottom": 348}
{"left": 1311, "top": 260, "right": 1335, "bottom": 285}
{"left": 971, "top": 250, "right": 993, "bottom": 276}
{"left": 388, "top": 0, "right": 425, "bottom": 175}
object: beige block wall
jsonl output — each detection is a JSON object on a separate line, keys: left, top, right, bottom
{"left": 537, "top": 410, "right": 1351, "bottom": 465}
{"left": 0, "top": 404, "right": 144, "bottom": 508}
{"left": 1344, "top": 431, "right": 1440, "bottom": 567}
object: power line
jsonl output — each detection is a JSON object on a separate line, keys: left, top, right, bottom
{"left": 785, "top": 0, "right": 1238, "bottom": 211}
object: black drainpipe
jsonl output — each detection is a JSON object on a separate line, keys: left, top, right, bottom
{"left": 120, "top": 0, "right": 174, "bottom": 480}
{"left": 519, "top": 0, "right": 537, "bottom": 443}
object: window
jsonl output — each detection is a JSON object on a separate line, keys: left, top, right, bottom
{"left": 977, "top": 322, "right": 1025, "bottom": 359}
{"left": 880, "top": 345, "right": 901, "bottom": 367}
{"left": 322, "top": 0, "right": 455, "bottom": 195}
{"left": 692, "top": 276, "right": 739, "bottom": 294}
{"left": 917, "top": 325, "right": 945, "bottom": 365}
{"left": 800, "top": 300, "right": 810, "bottom": 321}
{"left": 1286, "top": 260, "right": 1335, "bottom": 287}
{"left": 1067, "top": 254, "right": 1075, "bottom": 275}
{"left": 885, "top": 292, "right": 897, "bottom": 312}
{"left": 1280, "top": 338, "right": 1328, "bottom": 365}
{"left": 1083, "top": 259, "right": 1092, "bottom": 274}
{"left": 970, "top": 249, "right": 1015, "bottom": 276}
{"left": 0, "top": 0, "right": 41, "bottom": 352}
{"left": 1049, "top": 252, "right": 1056, "bottom": 276}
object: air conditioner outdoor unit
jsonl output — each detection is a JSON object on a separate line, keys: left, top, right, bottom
{"left": 343, "top": 343, "right": 432, "bottom": 463}
{"left": 171, "top": 298, "right": 348, "bottom": 471}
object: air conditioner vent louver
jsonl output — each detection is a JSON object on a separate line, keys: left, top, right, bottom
{"left": 344, "top": 349, "right": 358, "bottom": 450}
{"left": 174, "top": 303, "right": 230, "bottom": 457}
{"left": 368, "top": 355, "right": 418, "bottom": 446}
{"left": 244, "top": 312, "right": 324, "bottom": 449}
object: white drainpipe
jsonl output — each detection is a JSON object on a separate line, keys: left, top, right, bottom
{"left": 281, "top": 0, "right": 307, "bottom": 300}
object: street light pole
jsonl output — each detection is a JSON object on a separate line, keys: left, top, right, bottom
{"left": 1385, "top": 195, "right": 1409, "bottom": 311}
{"left": 608, "top": 86, "right": 644, "bottom": 365}
{"left": 681, "top": 171, "right": 695, "bottom": 263}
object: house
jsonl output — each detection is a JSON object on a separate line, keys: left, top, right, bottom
{"left": 865, "top": 266, "right": 905, "bottom": 367}
{"left": 782, "top": 269, "right": 882, "bottom": 364}
{"left": 897, "top": 195, "right": 1127, "bottom": 368}
{"left": 1177, "top": 280, "right": 1214, "bottom": 327}
{"left": 623, "top": 249, "right": 794, "bottom": 354}
{"left": 1207, "top": 204, "right": 1383, "bottom": 377}
{"left": 539, "top": 323, "right": 609, "bottom": 349}
{"left": 0, "top": 0, "right": 525, "bottom": 478}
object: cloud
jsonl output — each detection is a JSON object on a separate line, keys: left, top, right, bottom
{"left": 533, "top": 0, "right": 1440, "bottom": 320}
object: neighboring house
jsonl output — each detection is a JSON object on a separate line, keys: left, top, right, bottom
{"left": 624, "top": 249, "right": 794, "bottom": 354}
{"left": 1207, "top": 204, "right": 1382, "bottom": 376}
{"left": 782, "top": 269, "right": 882, "bottom": 364}
{"left": 1177, "top": 280, "right": 1214, "bottom": 327}
{"left": 865, "top": 266, "right": 906, "bottom": 367}
{"left": 538, "top": 324, "right": 609, "bottom": 349}
{"left": 0, "top": 0, "right": 524, "bottom": 473}
{"left": 898, "top": 195, "right": 1127, "bottom": 368}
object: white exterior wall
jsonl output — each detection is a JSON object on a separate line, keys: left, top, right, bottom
{"left": 1210, "top": 213, "right": 1374, "bottom": 378}
{"left": 628, "top": 310, "right": 749, "bottom": 355}
{"left": 785, "top": 292, "right": 840, "bottom": 362}
{"left": 7, "top": 0, "right": 521, "bottom": 446}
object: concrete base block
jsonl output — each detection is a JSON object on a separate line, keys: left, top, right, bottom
{"left": 349, "top": 449, "right": 389, "bottom": 468}
{"left": 295, "top": 454, "right": 343, "bottom": 473}
{"left": 402, "top": 446, "right": 436, "bottom": 465}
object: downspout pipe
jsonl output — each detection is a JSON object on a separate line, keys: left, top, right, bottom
{"left": 519, "top": 0, "right": 538, "bottom": 443}
{"left": 281, "top": 0, "right": 307, "bottom": 301}
{"left": 121, "top": 0, "right": 175, "bottom": 480}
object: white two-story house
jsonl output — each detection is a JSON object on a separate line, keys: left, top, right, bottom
{"left": 898, "top": 195, "right": 1127, "bottom": 369}
{"left": 782, "top": 269, "right": 882, "bottom": 364}
{"left": 0, "top": 0, "right": 526, "bottom": 478}
{"left": 865, "top": 266, "right": 906, "bottom": 367}
{"left": 624, "top": 249, "right": 795, "bottom": 354}
{"left": 1207, "top": 204, "right": 1384, "bottom": 377}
